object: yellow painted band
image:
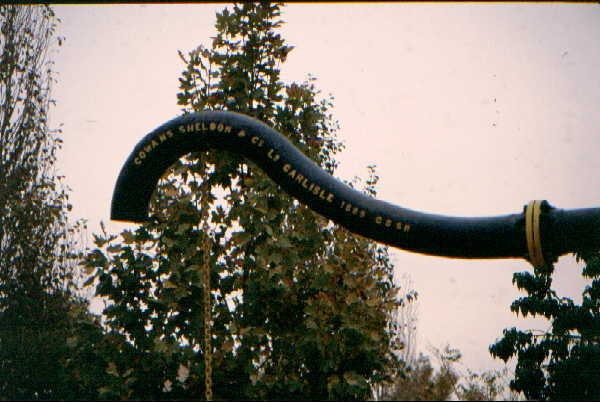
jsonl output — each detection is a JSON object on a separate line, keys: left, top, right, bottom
{"left": 525, "top": 200, "right": 545, "bottom": 268}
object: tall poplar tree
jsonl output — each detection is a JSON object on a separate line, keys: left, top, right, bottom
{"left": 0, "top": 4, "right": 99, "bottom": 399}
{"left": 85, "top": 2, "right": 410, "bottom": 400}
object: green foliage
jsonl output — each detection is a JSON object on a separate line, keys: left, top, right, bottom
{"left": 457, "top": 367, "right": 521, "bottom": 401}
{"left": 0, "top": 294, "right": 109, "bottom": 400}
{"left": 82, "top": 2, "right": 407, "bottom": 400}
{"left": 0, "top": 5, "right": 98, "bottom": 399}
{"left": 382, "top": 346, "right": 519, "bottom": 401}
{"left": 490, "top": 251, "right": 600, "bottom": 400}
{"left": 382, "top": 346, "right": 461, "bottom": 401}
{"left": 0, "top": 4, "right": 68, "bottom": 301}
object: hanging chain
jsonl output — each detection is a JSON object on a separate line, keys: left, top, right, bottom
{"left": 201, "top": 230, "right": 213, "bottom": 401}
{"left": 199, "top": 187, "right": 213, "bottom": 401}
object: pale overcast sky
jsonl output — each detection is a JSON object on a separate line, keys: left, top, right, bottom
{"left": 51, "top": 3, "right": 600, "bottom": 373}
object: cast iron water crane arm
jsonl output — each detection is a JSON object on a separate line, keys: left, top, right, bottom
{"left": 111, "top": 111, "right": 600, "bottom": 268}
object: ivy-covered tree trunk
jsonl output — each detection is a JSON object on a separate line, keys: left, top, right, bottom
{"left": 84, "top": 2, "right": 410, "bottom": 400}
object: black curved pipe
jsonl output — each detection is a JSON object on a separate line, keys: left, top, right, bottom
{"left": 111, "top": 111, "right": 600, "bottom": 266}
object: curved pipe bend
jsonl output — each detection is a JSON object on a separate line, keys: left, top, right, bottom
{"left": 111, "top": 111, "right": 600, "bottom": 267}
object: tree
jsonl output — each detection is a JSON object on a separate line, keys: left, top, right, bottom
{"left": 372, "top": 273, "right": 418, "bottom": 400}
{"left": 83, "top": 2, "right": 409, "bottom": 400}
{"left": 382, "top": 345, "right": 520, "bottom": 401}
{"left": 490, "top": 251, "right": 600, "bottom": 400}
{"left": 457, "top": 367, "right": 521, "bottom": 401}
{"left": 390, "top": 273, "right": 419, "bottom": 367}
{"left": 383, "top": 346, "right": 461, "bottom": 401}
{"left": 0, "top": 5, "right": 99, "bottom": 399}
